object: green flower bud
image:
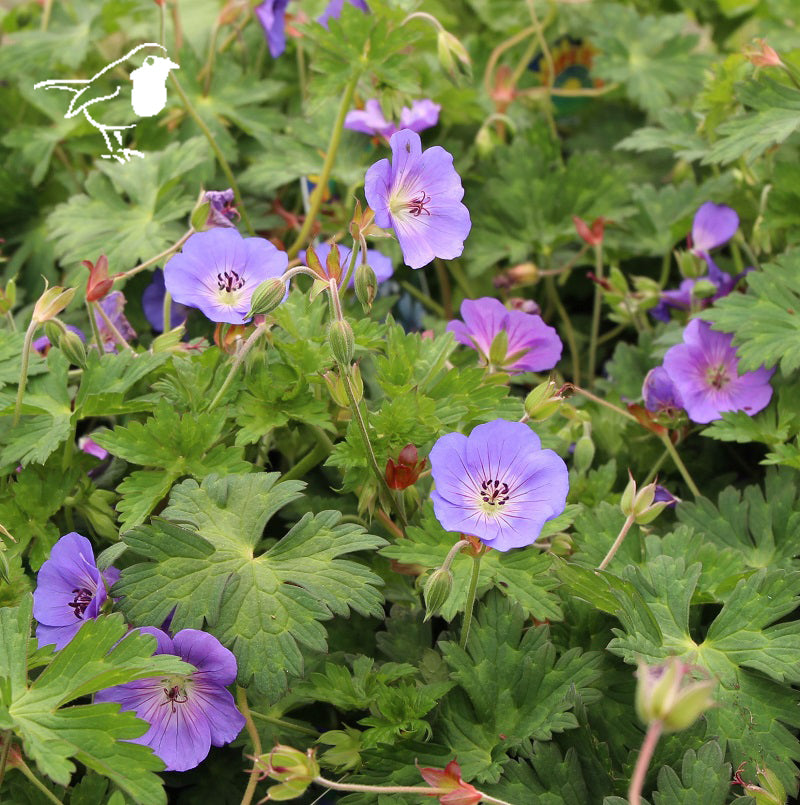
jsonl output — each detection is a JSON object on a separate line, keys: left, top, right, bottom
{"left": 255, "top": 744, "right": 320, "bottom": 801}
{"left": 752, "top": 767, "right": 787, "bottom": 805}
{"left": 423, "top": 567, "right": 453, "bottom": 621}
{"left": 692, "top": 279, "right": 717, "bottom": 299}
{"left": 44, "top": 320, "right": 66, "bottom": 346}
{"left": 620, "top": 472, "right": 667, "bottom": 525}
{"left": 0, "top": 278, "right": 15, "bottom": 314}
{"left": 573, "top": 436, "right": 595, "bottom": 474}
{"left": 549, "top": 532, "right": 573, "bottom": 556}
{"left": 620, "top": 473, "right": 637, "bottom": 517}
{"left": 354, "top": 263, "right": 377, "bottom": 313}
{"left": 59, "top": 328, "right": 87, "bottom": 369}
{"left": 190, "top": 200, "right": 212, "bottom": 232}
{"left": 635, "top": 657, "right": 715, "bottom": 733}
{"left": 524, "top": 380, "right": 562, "bottom": 421}
{"left": 329, "top": 319, "right": 355, "bottom": 365}
{"left": 475, "top": 125, "right": 495, "bottom": 157}
{"left": 322, "top": 370, "right": 349, "bottom": 408}
{"left": 488, "top": 329, "right": 508, "bottom": 367}
{"left": 248, "top": 278, "right": 287, "bottom": 317}
{"left": 676, "top": 249, "right": 704, "bottom": 279}
{"left": 437, "top": 29, "right": 471, "bottom": 82}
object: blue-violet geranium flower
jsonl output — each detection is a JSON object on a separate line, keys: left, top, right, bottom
{"left": 95, "top": 628, "right": 245, "bottom": 772}
{"left": 429, "top": 419, "right": 569, "bottom": 551}
{"left": 447, "top": 297, "right": 562, "bottom": 374}
{"left": 164, "top": 228, "right": 288, "bottom": 325}
{"left": 142, "top": 269, "right": 191, "bottom": 333}
{"left": 661, "top": 319, "right": 774, "bottom": 424}
{"left": 642, "top": 366, "right": 684, "bottom": 416}
{"left": 345, "top": 99, "right": 441, "bottom": 140}
{"left": 364, "top": 129, "right": 471, "bottom": 269}
{"left": 33, "top": 532, "right": 120, "bottom": 650}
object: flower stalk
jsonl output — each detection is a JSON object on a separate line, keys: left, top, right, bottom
{"left": 588, "top": 240, "right": 604, "bottom": 388}
{"left": 597, "top": 513, "right": 635, "bottom": 571}
{"left": 92, "top": 300, "right": 134, "bottom": 353}
{"left": 238, "top": 686, "right": 263, "bottom": 805}
{"left": 628, "top": 720, "right": 663, "bottom": 805}
{"left": 460, "top": 546, "right": 485, "bottom": 649}
{"left": 207, "top": 322, "right": 268, "bottom": 412}
{"left": 12, "top": 319, "right": 37, "bottom": 426}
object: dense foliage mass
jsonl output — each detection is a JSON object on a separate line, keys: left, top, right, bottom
{"left": 1, "top": 0, "right": 800, "bottom": 803}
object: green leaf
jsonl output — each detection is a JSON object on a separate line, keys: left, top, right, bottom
{"left": 616, "top": 109, "right": 708, "bottom": 163}
{"left": 92, "top": 399, "right": 251, "bottom": 528}
{"left": 381, "top": 503, "right": 568, "bottom": 622}
{"left": 114, "top": 474, "right": 387, "bottom": 697}
{"left": 0, "top": 597, "right": 190, "bottom": 804}
{"left": 438, "top": 593, "right": 602, "bottom": 782}
{"left": 699, "top": 248, "right": 800, "bottom": 374}
{"left": 705, "top": 77, "right": 800, "bottom": 165}
{"left": 46, "top": 138, "right": 210, "bottom": 270}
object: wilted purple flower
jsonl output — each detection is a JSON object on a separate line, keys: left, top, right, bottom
{"left": 662, "top": 319, "right": 774, "bottom": 424}
{"left": 95, "top": 628, "right": 245, "bottom": 772}
{"left": 447, "top": 297, "right": 562, "bottom": 374}
{"left": 429, "top": 419, "right": 569, "bottom": 551}
{"left": 642, "top": 366, "right": 684, "bottom": 415}
{"left": 345, "top": 99, "right": 441, "bottom": 140}
{"left": 79, "top": 436, "right": 109, "bottom": 461}
{"left": 33, "top": 532, "right": 120, "bottom": 650}
{"left": 142, "top": 269, "right": 191, "bottom": 333}
{"left": 204, "top": 189, "right": 239, "bottom": 229}
{"left": 299, "top": 242, "right": 393, "bottom": 287}
{"left": 255, "top": 0, "right": 291, "bottom": 58}
{"left": 95, "top": 291, "right": 136, "bottom": 352}
{"left": 164, "top": 229, "right": 288, "bottom": 325}
{"left": 653, "top": 485, "right": 679, "bottom": 507}
{"left": 33, "top": 325, "right": 85, "bottom": 356}
{"left": 365, "top": 129, "right": 471, "bottom": 269}
{"left": 318, "top": 0, "right": 368, "bottom": 28}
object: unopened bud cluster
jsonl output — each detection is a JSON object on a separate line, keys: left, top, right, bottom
{"left": 254, "top": 745, "right": 319, "bottom": 801}
{"left": 620, "top": 472, "right": 668, "bottom": 525}
{"left": 524, "top": 380, "right": 562, "bottom": 421}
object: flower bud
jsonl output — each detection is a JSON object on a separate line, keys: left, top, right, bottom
{"left": 676, "top": 249, "right": 704, "bottom": 279}
{"left": 0, "top": 278, "right": 15, "bottom": 315}
{"left": 44, "top": 320, "right": 66, "bottom": 346}
{"left": 692, "top": 279, "right": 717, "bottom": 299}
{"left": 254, "top": 745, "right": 319, "bottom": 801}
{"left": 437, "top": 30, "right": 471, "bottom": 82}
{"left": 573, "top": 215, "right": 605, "bottom": 246}
{"left": 549, "top": 532, "right": 573, "bottom": 556}
{"left": 248, "top": 278, "right": 287, "bottom": 317}
{"left": 423, "top": 567, "right": 453, "bottom": 621}
{"left": 322, "top": 370, "right": 349, "bottom": 408}
{"left": 385, "top": 443, "right": 427, "bottom": 490}
{"left": 190, "top": 200, "right": 212, "bottom": 232}
{"left": 744, "top": 38, "right": 782, "bottom": 68}
{"left": 524, "top": 380, "right": 562, "bottom": 421}
{"left": 734, "top": 765, "right": 787, "bottom": 805}
{"left": 32, "top": 284, "right": 76, "bottom": 324}
{"left": 326, "top": 243, "right": 343, "bottom": 283}
{"left": 328, "top": 319, "right": 355, "bottom": 365}
{"left": 304, "top": 245, "right": 325, "bottom": 281}
{"left": 84, "top": 255, "right": 114, "bottom": 302}
{"left": 59, "top": 327, "right": 87, "bottom": 369}
{"left": 488, "top": 329, "right": 508, "bottom": 367}
{"left": 354, "top": 263, "right": 377, "bottom": 312}
{"left": 620, "top": 471, "right": 668, "bottom": 525}
{"left": 475, "top": 125, "right": 495, "bottom": 157}
{"left": 635, "top": 657, "right": 715, "bottom": 733}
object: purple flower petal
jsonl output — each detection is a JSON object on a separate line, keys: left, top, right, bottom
{"left": 691, "top": 202, "right": 739, "bottom": 255}
{"left": 142, "top": 269, "right": 191, "bottom": 332}
{"left": 345, "top": 99, "right": 397, "bottom": 138}
{"left": 642, "top": 366, "right": 684, "bottom": 414}
{"left": 204, "top": 189, "right": 239, "bottom": 229}
{"left": 446, "top": 297, "right": 562, "bottom": 374}
{"left": 33, "top": 533, "right": 119, "bottom": 650}
{"left": 95, "top": 291, "right": 136, "bottom": 352}
{"left": 364, "top": 129, "right": 470, "bottom": 269}
{"left": 164, "top": 229, "right": 288, "bottom": 325}
{"left": 429, "top": 420, "right": 568, "bottom": 551}
{"left": 399, "top": 99, "right": 441, "bottom": 133}
{"left": 95, "top": 628, "right": 245, "bottom": 772}
{"left": 255, "top": 0, "right": 290, "bottom": 58}
{"left": 318, "top": 0, "right": 368, "bottom": 28}
{"left": 662, "top": 319, "right": 774, "bottom": 424}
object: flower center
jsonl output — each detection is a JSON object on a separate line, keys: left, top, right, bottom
{"left": 405, "top": 190, "right": 431, "bottom": 217}
{"left": 479, "top": 478, "right": 510, "bottom": 512}
{"left": 68, "top": 587, "right": 94, "bottom": 620}
{"left": 706, "top": 363, "right": 730, "bottom": 390}
{"left": 160, "top": 678, "right": 190, "bottom": 714}
{"left": 217, "top": 269, "right": 245, "bottom": 293}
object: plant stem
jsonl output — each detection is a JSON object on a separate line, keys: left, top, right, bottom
{"left": 315, "top": 776, "right": 450, "bottom": 796}
{"left": 40, "top": 0, "right": 53, "bottom": 30}
{"left": 628, "top": 720, "right": 663, "bottom": 805}
{"left": 115, "top": 228, "right": 195, "bottom": 282}
{"left": 442, "top": 539, "right": 471, "bottom": 571}
{"left": 659, "top": 250, "right": 672, "bottom": 288}
{"left": 207, "top": 324, "right": 267, "bottom": 412}
{"left": 238, "top": 686, "right": 263, "bottom": 805}
{"left": 281, "top": 441, "right": 330, "bottom": 481}
{"left": 169, "top": 74, "right": 255, "bottom": 236}
{"left": 398, "top": 280, "right": 446, "bottom": 317}
{"left": 287, "top": 70, "right": 361, "bottom": 259}
{"left": 433, "top": 259, "right": 453, "bottom": 319}
{"left": 545, "top": 276, "right": 581, "bottom": 386}
{"left": 248, "top": 711, "right": 318, "bottom": 737}
{"left": 446, "top": 260, "right": 476, "bottom": 299}
{"left": 12, "top": 320, "right": 36, "bottom": 426}
{"left": 460, "top": 549, "right": 484, "bottom": 649}
{"left": 16, "top": 757, "right": 63, "bottom": 805}
{"left": 597, "top": 514, "right": 636, "bottom": 571}
{"left": 85, "top": 299, "right": 104, "bottom": 353}
{"left": 5, "top": 311, "right": 16, "bottom": 332}
{"left": 587, "top": 241, "right": 604, "bottom": 388}
{"left": 569, "top": 384, "right": 641, "bottom": 426}
{"left": 0, "top": 730, "right": 12, "bottom": 790}
{"left": 162, "top": 289, "right": 173, "bottom": 333}
{"left": 92, "top": 301, "right": 134, "bottom": 353}
{"left": 339, "top": 235, "right": 362, "bottom": 294}
{"left": 657, "top": 431, "right": 701, "bottom": 498}
{"left": 375, "top": 507, "right": 405, "bottom": 540}
{"left": 643, "top": 447, "right": 669, "bottom": 486}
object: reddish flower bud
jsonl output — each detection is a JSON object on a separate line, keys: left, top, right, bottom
{"left": 385, "top": 444, "right": 427, "bottom": 490}
{"left": 84, "top": 255, "right": 115, "bottom": 302}
{"left": 417, "top": 759, "right": 482, "bottom": 805}
{"left": 573, "top": 215, "right": 606, "bottom": 246}
{"left": 745, "top": 39, "right": 782, "bottom": 68}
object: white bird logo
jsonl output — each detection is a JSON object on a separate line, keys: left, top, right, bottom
{"left": 34, "top": 43, "right": 179, "bottom": 163}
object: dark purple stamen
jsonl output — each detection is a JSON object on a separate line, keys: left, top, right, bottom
{"left": 707, "top": 364, "right": 730, "bottom": 390}
{"left": 161, "top": 685, "right": 188, "bottom": 714}
{"left": 68, "top": 587, "right": 94, "bottom": 620}
{"left": 480, "top": 478, "right": 510, "bottom": 506}
{"left": 406, "top": 191, "right": 431, "bottom": 217}
{"left": 217, "top": 270, "right": 245, "bottom": 292}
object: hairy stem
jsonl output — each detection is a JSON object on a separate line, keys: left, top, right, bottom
{"left": 0, "top": 730, "right": 12, "bottom": 790}
{"left": 115, "top": 228, "right": 194, "bottom": 282}
{"left": 658, "top": 431, "right": 701, "bottom": 498}
{"left": 237, "top": 686, "right": 263, "bottom": 805}
{"left": 288, "top": 70, "right": 361, "bottom": 258}
{"left": 460, "top": 549, "right": 484, "bottom": 649}
{"left": 92, "top": 301, "right": 134, "bottom": 353}
{"left": 17, "top": 757, "right": 63, "bottom": 805}
{"left": 207, "top": 324, "right": 267, "bottom": 412}
{"left": 628, "top": 720, "right": 663, "bottom": 805}
{"left": 597, "top": 514, "right": 636, "bottom": 571}
{"left": 545, "top": 276, "right": 581, "bottom": 386}
{"left": 587, "top": 241, "right": 604, "bottom": 388}
{"left": 170, "top": 74, "right": 254, "bottom": 235}
{"left": 398, "top": 280, "right": 446, "bottom": 316}
{"left": 12, "top": 320, "right": 36, "bottom": 426}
